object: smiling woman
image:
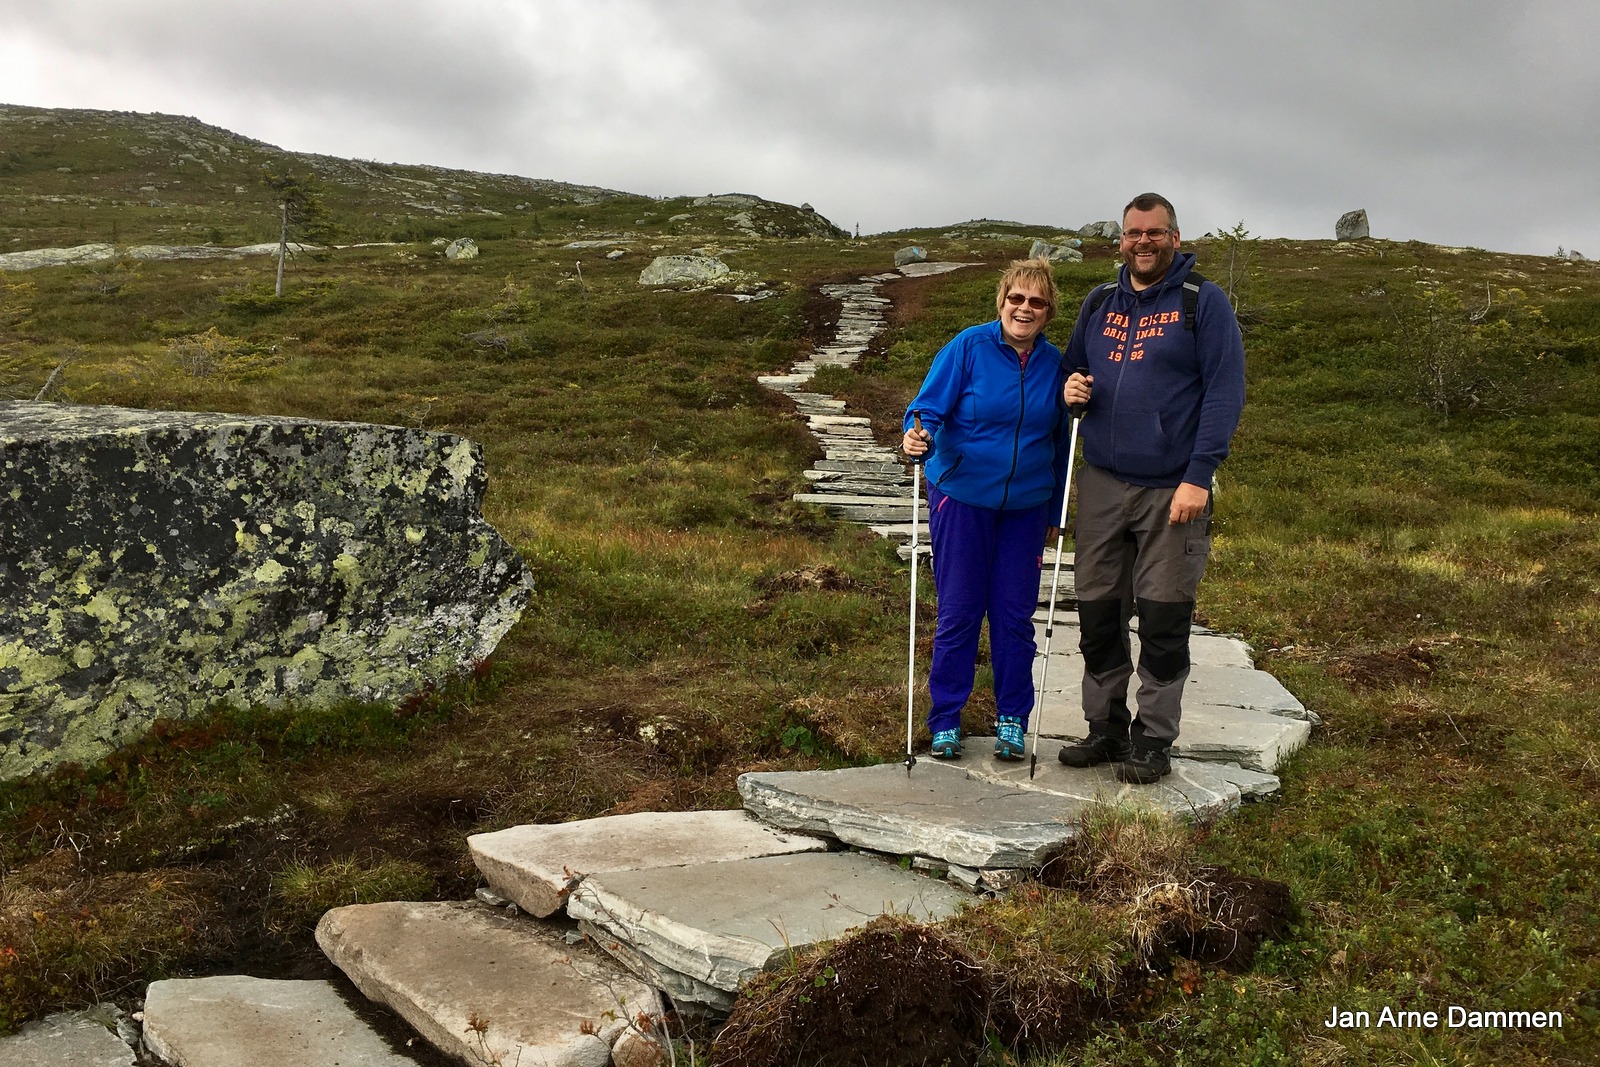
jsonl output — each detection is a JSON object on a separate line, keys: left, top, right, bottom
{"left": 899, "top": 258, "right": 1071, "bottom": 764}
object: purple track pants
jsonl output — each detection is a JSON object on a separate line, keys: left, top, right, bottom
{"left": 925, "top": 484, "right": 1049, "bottom": 733}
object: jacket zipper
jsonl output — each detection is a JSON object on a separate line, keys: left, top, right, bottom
{"left": 998, "top": 356, "right": 1026, "bottom": 509}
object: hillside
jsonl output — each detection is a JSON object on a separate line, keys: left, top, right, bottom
{"left": 0, "top": 103, "right": 847, "bottom": 250}
{"left": 2, "top": 104, "right": 1600, "bottom": 1066}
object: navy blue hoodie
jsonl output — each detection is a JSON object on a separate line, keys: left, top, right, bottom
{"left": 1063, "top": 252, "right": 1245, "bottom": 489}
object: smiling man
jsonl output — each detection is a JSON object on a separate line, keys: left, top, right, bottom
{"left": 1056, "top": 193, "right": 1246, "bottom": 783}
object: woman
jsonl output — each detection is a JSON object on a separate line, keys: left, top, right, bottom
{"left": 902, "top": 258, "right": 1071, "bottom": 760}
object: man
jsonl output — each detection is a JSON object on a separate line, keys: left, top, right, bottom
{"left": 1057, "top": 192, "right": 1246, "bottom": 783}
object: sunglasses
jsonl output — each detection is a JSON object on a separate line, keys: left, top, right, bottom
{"left": 1005, "top": 293, "right": 1051, "bottom": 310}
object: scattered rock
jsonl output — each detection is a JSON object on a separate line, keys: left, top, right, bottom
{"left": 638, "top": 254, "right": 729, "bottom": 287}
{"left": 1028, "top": 238, "right": 1084, "bottom": 262}
{"left": 893, "top": 246, "right": 926, "bottom": 267}
{"left": 1336, "top": 209, "right": 1370, "bottom": 240}
{"left": 1078, "top": 220, "right": 1122, "bottom": 240}
{"left": 692, "top": 193, "right": 761, "bottom": 209}
{"left": 444, "top": 237, "right": 478, "bottom": 260}
{"left": 606, "top": 249, "right": 625, "bottom": 259}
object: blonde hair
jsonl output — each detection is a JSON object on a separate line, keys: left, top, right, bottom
{"left": 995, "top": 257, "right": 1059, "bottom": 319}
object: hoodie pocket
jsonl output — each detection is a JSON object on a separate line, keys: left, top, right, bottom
{"left": 1112, "top": 409, "right": 1173, "bottom": 476}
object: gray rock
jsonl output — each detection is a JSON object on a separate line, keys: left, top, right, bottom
{"left": 0, "top": 1009, "right": 135, "bottom": 1066}
{"left": 1033, "top": 689, "right": 1309, "bottom": 773}
{"left": 667, "top": 213, "right": 693, "bottom": 223}
{"left": 142, "top": 976, "right": 419, "bottom": 1067}
{"left": 318, "top": 900, "right": 662, "bottom": 1067}
{"left": 0, "top": 402, "right": 532, "bottom": 781}
{"left": 638, "top": 254, "right": 729, "bottom": 287}
{"left": 1028, "top": 239, "right": 1084, "bottom": 263}
{"left": 1079, "top": 221, "right": 1122, "bottom": 240}
{"left": 893, "top": 246, "right": 927, "bottom": 267}
{"left": 577, "top": 917, "right": 738, "bottom": 1013}
{"left": 568, "top": 852, "right": 966, "bottom": 993}
{"left": 1566, "top": 249, "right": 1586, "bottom": 261}
{"left": 965, "top": 748, "right": 1243, "bottom": 816}
{"left": 606, "top": 249, "right": 626, "bottom": 260}
{"left": 444, "top": 237, "right": 479, "bottom": 260}
{"left": 1336, "top": 209, "right": 1370, "bottom": 240}
{"left": 468, "top": 809, "right": 828, "bottom": 917}
{"left": 897, "top": 261, "right": 977, "bottom": 277}
{"left": 739, "top": 762, "right": 1086, "bottom": 868}
{"left": 0, "top": 243, "right": 118, "bottom": 271}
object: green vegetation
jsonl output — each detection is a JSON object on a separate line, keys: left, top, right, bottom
{"left": 3, "top": 106, "right": 1600, "bottom": 1064}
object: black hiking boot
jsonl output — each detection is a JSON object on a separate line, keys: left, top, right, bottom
{"left": 1057, "top": 729, "right": 1132, "bottom": 768}
{"left": 1115, "top": 744, "right": 1172, "bottom": 784}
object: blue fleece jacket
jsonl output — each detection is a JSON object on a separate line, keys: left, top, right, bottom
{"left": 1063, "top": 252, "right": 1245, "bottom": 489}
{"left": 903, "top": 320, "right": 1069, "bottom": 512}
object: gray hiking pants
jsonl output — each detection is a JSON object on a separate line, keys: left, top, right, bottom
{"left": 1073, "top": 463, "right": 1212, "bottom": 747}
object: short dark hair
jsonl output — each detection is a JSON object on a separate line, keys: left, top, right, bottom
{"left": 1123, "top": 192, "right": 1177, "bottom": 230}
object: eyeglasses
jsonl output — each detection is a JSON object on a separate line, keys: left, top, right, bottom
{"left": 1121, "top": 228, "right": 1172, "bottom": 242}
{"left": 1004, "top": 293, "right": 1051, "bottom": 309}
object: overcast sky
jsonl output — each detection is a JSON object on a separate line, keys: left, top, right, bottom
{"left": 4, "top": 1, "right": 1597, "bottom": 256}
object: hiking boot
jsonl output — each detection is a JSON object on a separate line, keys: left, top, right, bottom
{"left": 994, "top": 717, "right": 1026, "bottom": 761}
{"left": 1057, "top": 730, "right": 1132, "bottom": 768}
{"left": 1115, "top": 744, "right": 1172, "bottom": 784}
{"left": 930, "top": 728, "right": 963, "bottom": 760}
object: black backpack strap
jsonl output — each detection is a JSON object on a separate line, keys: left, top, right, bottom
{"left": 1180, "top": 269, "right": 1204, "bottom": 331}
{"left": 1085, "top": 281, "right": 1116, "bottom": 317}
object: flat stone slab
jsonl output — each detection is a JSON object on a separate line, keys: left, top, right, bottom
{"left": 567, "top": 851, "right": 967, "bottom": 995}
{"left": 962, "top": 743, "right": 1243, "bottom": 815}
{"left": 897, "top": 261, "right": 978, "bottom": 277}
{"left": 1034, "top": 689, "right": 1310, "bottom": 773}
{"left": 576, "top": 917, "right": 738, "bottom": 1014}
{"left": 739, "top": 762, "right": 1083, "bottom": 868}
{"left": 1028, "top": 625, "right": 1255, "bottom": 674}
{"left": 142, "top": 976, "right": 420, "bottom": 1067}
{"left": 317, "top": 900, "right": 663, "bottom": 1067}
{"left": 0, "top": 1009, "right": 135, "bottom": 1067}
{"left": 468, "top": 809, "right": 828, "bottom": 917}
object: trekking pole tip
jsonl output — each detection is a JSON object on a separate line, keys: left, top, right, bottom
{"left": 1029, "top": 753, "right": 1037, "bottom": 779}
{"left": 905, "top": 753, "right": 916, "bottom": 777}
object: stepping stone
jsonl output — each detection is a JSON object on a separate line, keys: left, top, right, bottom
{"left": 142, "top": 976, "right": 420, "bottom": 1067}
{"left": 806, "top": 481, "right": 907, "bottom": 498}
{"left": 1204, "top": 762, "right": 1283, "bottom": 800}
{"left": 1033, "top": 689, "right": 1310, "bottom": 773}
{"left": 739, "top": 762, "right": 1084, "bottom": 868}
{"left": 899, "top": 261, "right": 978, "bottom": 277}
{"left": 318, "top": 900, "right": 663, "bottom": 1067}
{"left": 1184, "top": 665, "right": 1309, "bottom": 718}
{"left": 575, "top": 917, "right": 737, "bottom": 1014}
{"left": 812, "top": 458, "right": 907, "bottom": 474}
{"left": 0, "top": 1009, "right": 135, "bottom": 1067}
{"left": 804, "top": 414, "right": 871, "bottom": 428}
{"left": 871, "top": 522, "right": 928, "bottom": 545}
{"left": 1028, "top": 631, "right": 1256, "bottom": 679}
{"left": 568, "top": 851, "right": 966, "bottom": 997}
{"left": 468, "top": 809, "right": 828, "bottom": 917}
{"left": 962, "top": 744, "right": 1243, "bottom": 816}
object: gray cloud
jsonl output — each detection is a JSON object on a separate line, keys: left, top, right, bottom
{"left": 3, "top": 0, "right": 1596, "bottom": 254}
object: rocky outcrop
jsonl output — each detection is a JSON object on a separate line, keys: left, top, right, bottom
{"left": 1028, "top": 238, "right": 1084, "bottom": 262}
{"left": 1078, "top": 220, "right": 1122, "bottom": 240}
{"left": 893, "top": 246, "right": 927, "bottom": 267}
{"left": 444, "top": 237, "right": 479, "bottom": 260}
{"left": 0, "top": 402, "right": 532, "bottom": 780}
{"left": 1336, "top": 209, "right": 1370, "bottom": 240}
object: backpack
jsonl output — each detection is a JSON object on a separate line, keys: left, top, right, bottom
{"left": 1084, "top": 269, "right": 1205, "bottom": 331}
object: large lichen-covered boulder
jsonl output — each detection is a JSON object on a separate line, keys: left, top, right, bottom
{"left": 0, "top": 402, "right": 533, "bottom": 781}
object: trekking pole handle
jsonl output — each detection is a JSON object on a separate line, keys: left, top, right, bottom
{"left": 908, "top": 411, "right": 929, "bottom": 465}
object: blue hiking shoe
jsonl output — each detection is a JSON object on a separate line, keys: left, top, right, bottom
{"left": 994, "top": 717, "right": 1026, "bottom": 761}
{"left": 930, "top": 728, "right": 963, "bottom": 759}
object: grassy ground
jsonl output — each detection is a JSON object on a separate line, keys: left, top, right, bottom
{"left": 4, "top": 189, "right": 1599, "bottom": 1065}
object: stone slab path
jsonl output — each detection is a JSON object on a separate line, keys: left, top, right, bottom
{"left": 468, "top": 809, "right": 827, "bottom": 918}
{"left": 142, "top": 976, "right": 423, "bottom": 1067}
{"left": 317, "top": 900, "right": 665, "bottom": 1067}
{"left": 0, "top": 1009, "right": 137, "bottom": 1067}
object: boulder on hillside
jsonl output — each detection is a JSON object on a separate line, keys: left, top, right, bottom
{"left": 1336, "top": 209, "right": 1370, "bottom": 240}
{"left": 445, "top": 237, "right": 479, "bottom": 260}
{"left": 639, "top": 254, "right": 730, "bottom": 287}
{"left": 893, "top": 246, "right": 927, "bottom": 267}
{"left": 1028, "top": 238, "right": 1083, "bottom": 263}
{"left": 0, "top": 402, "right": 532, "bottom": 781}
{"left": 1078, "top": 220, "right": 1122, "bottom": 240}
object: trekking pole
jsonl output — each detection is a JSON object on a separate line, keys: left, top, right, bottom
{"left": 1030, "top": 401, "right": 1085, "bottom": 779}
{"left": 905, "top": 411, "right": 926, "bottom": 777}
